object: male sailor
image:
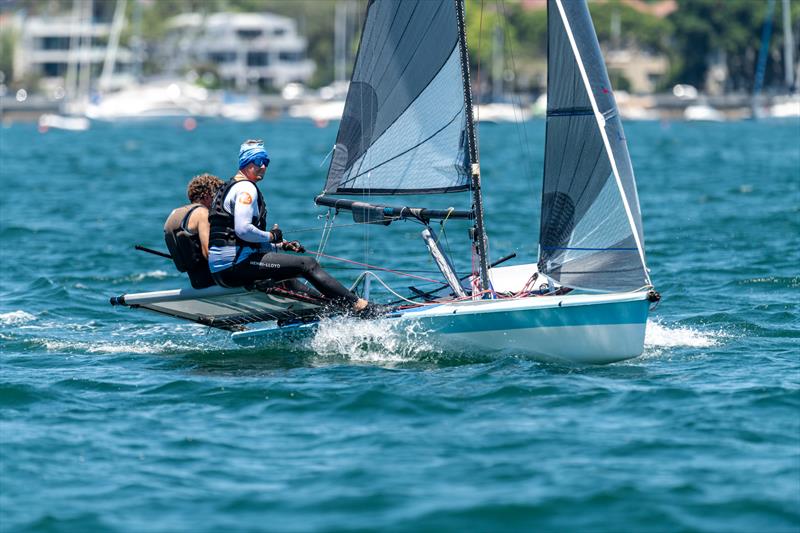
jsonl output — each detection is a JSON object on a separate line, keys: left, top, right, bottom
{"left": 164, "top": 173, "right": 224, "bottom": 289}
{"left": 208, "top": 139, "right": 372, "bottom": 313}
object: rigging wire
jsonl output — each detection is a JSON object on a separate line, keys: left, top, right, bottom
{"left": 281, "top": 215, "right": 425, "bottom": 236}
{"left": 311, "top": 251, "right": 443, "bottom": 284}
{"left": 314, "top": 209, "right": 334, "bottom": 259}
{"left": 475, "top": 0, "right": 485, "bottom": 148}
{"left": 495, "top": 0, "right": 537, "bottom": 181}
{"left": 349, "top": 271, "right": 442, "bottom": 306}
{"left": 322, "top": 265, "right": 443, "bottom": 274}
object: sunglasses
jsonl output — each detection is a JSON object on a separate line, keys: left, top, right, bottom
{"left": 252, "top": 156, "right": 270, "bottom": 168}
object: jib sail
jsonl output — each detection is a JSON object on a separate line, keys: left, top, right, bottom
{"left": 538, "top": 0, "right": 650, "bottom": 292}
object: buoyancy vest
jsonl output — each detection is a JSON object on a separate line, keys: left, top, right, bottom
{"left": 209, "top": 177, "right": 267, "bottom": 251}
{"left": 163, "top": 204, "right": 215, "bottom": 289}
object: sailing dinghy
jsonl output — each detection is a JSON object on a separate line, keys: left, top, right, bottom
{"left": 111, "top": 0, "right": 658, "bottom": 364}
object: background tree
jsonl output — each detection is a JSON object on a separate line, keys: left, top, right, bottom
{"left": 666, "top": 0, "right": 800, "bottom": 92}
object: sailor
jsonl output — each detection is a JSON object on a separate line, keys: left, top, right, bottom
{"left": 208, "top": 139, "right": 371, "bottom": 313}
{"left": 164, "top": 173, "right": 224, "bottom": 289}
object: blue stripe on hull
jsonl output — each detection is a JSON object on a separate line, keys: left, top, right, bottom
{"left": 405, "top": 299, "right": 650, "bottom": 334}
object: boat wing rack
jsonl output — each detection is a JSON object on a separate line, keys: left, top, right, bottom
{"left": 109, "top": 285, "right": 325, "bottom": 331}
{"left": 315, "top": 195, "right": 473, "bottom": 225}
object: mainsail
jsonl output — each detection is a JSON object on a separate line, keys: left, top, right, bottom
{"left": 322, "top": 0, "right": 472, "bottom": 195}
{"left": 538, "top": 0, "right": 650, "bottom": 292}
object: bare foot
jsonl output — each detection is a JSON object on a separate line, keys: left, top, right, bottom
{"left": 353, "top": 298, "right": 368, "bottom": 312}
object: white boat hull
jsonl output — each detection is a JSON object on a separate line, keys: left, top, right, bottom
{"left": 232, "top": 291, "right": 651, "bottom": 365}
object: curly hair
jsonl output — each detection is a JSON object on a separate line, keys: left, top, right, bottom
{"left": 187, "top": 173, "right": 224, "bottom": 203}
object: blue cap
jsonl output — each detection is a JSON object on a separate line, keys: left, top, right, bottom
{"left": 238, "top": 139, "right": 270, "bottom": 170}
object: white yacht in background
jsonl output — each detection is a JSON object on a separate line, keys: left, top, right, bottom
{"left": 475, "top": 102, "right": 530, "bottom": 123}
{"left": 86, "top": 79, "right": 207, "bottom": 120}
{"left": 38, "top": 113, "right": 90, "bottom": 131}
{"left": 287, "top": 99, "right": 346, "bottom": 124}
{"left": 288, "top": 80, "right": 348, "bottom": 123}
{"left": 769, "top": 94, "right": 800, "bottom": 118}
{"left": 684, "top": 103, "right": 725, "bottom": 122}
{"left": 86, "top": 80, "right": 262, "bottom": 122}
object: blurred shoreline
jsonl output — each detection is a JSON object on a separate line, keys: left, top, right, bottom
{"left": 2, "top": 90, "right": 797, "bottom": 124}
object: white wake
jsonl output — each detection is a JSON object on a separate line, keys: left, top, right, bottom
{"left": 644, "top": 319, "right": 725, "bottom": 348}
{"left": 309, "top": 316, "right": 438, "bottom": 363}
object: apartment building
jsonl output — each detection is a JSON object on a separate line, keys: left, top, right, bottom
{"left": 163, "top": 12, "right": 315, "bottom": 90}
{"left": 13, "top": 13, "right": 133, "bottom": 90}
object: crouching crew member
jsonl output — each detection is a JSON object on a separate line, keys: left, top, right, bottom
{"left": 164, "top": 173, "right": 224, "bottom": 289}
{"left": 208, "top": 139, "right": 371, "bottom": 313}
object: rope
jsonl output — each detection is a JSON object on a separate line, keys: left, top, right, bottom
{"left": 350, "top": 271, "right": 441, "bottom": 306}
{"left": 439, "top": 207, "right": 456, "bottom": 259}
{"left": 314, "top": 209, "right": 335, "bottom": 260}
{"left": 432, "top": 206, "right": 455, "bottom": 247}
{"left": 442, "top": 206, "right": 455, "bottom": 225}
{"left": 281, "top": 216, "right": 410, "bottom": 236}
{"left": 322, "top": 265, "right": 442, "bottom": 274}
{"left": 310, "top": 251, "right": 443, "bottom": 284}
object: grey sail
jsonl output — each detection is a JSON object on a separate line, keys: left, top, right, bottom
{"left": 538, "top": 0, "right": 650, "bottom": 292}
{"left": 323, "top": 0, "right": 471, "bottom": 195}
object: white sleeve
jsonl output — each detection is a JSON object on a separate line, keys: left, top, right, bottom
{"left": 229, "top": 182, "right": 272, "bottom": 244}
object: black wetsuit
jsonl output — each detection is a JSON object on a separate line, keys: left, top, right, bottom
{"left": 208, "top": 177, "right": 357, "bottom": 305}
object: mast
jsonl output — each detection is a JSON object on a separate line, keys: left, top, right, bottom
{"left": 753, "top": 0, "right": 776, "bottom": 117}
{"left": 783, "top": 0, "right": 795, "bottom": 90}
{"left": 491, "top": 23, "right": 503, "bottom": 102}
{"left": 99, "top": 0, "right": 127, "bottom": 91}
{"left": 455, "top": 0, "right": 491, "bottom": 294}
{"left": 77, "top": 0, "right": 94, "bottom": 108}
{"left": 334, "top": 1, "right": 348, "bottom": 85}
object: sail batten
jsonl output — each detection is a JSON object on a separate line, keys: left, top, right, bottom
{"left": 323, "top": 0, "right": 470, "bottom": 196}
{"left": 539, "top": 0, "right": 650, "bottom": 292}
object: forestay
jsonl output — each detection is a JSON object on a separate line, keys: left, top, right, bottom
{"left": 323, "top": 0, "right": 471, "bottom": 195}
{"left": 538, "top": 0, "right": 650, "bottom": 292}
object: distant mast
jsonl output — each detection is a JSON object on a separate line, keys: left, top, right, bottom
{"left": 334, "top": 1, "right": 356, "bottom": 86}
{"left": 753, "top": 0, "right": 776, "bottom": 117}
{"left": 782, "top": 0, "right": 795, "bottom": 91}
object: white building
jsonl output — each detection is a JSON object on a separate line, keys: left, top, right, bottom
{"left": 605, "top": 50, "right": 670, "bottom": 94}
{"left": 164, "top": 12, "right": 315, "bottom": 90}
{"left": 14, "top": 14, "right": 134, "bottom": 93}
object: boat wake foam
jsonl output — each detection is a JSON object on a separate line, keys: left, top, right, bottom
{"left": 644, "top": 319, "right": 727, "bottom": 350}
{"left": 6, "top": 320, "right": 227, "bottom": 356}
{"left": 39, "top": 338, "right": 194, "bottom": 355}
{"left": 309, "top": 316, "right": 439, "bottom": 363}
